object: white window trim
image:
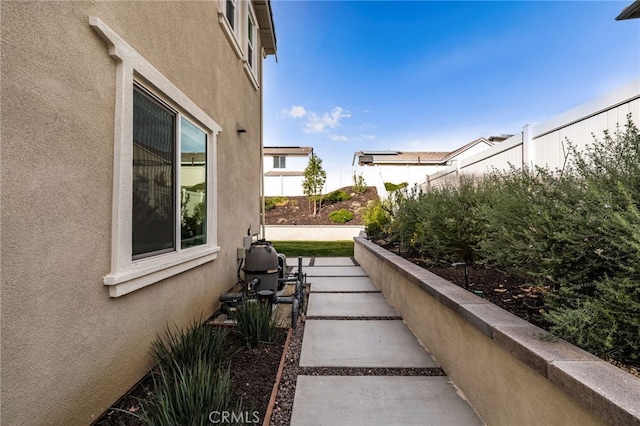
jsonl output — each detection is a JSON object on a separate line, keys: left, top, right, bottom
{"left": 90, "top": 17, "right": 221, "bottom": 298}
{"left": 242, "top": 3, "right": 260, "bottom": 91}
{"left": 219, "top": 0, "right": 243, "bottom": 59}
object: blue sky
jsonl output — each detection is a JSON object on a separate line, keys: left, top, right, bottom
{"left": 263, "top": 1, "right": 640, "bottom": 184}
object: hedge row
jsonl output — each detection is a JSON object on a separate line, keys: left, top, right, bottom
{"left": 364, "top": 116, "right": 640, "bottom": 365}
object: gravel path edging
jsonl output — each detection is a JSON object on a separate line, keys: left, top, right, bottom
{"left": 263, "top": 327, "right": 294, "bottom": 426}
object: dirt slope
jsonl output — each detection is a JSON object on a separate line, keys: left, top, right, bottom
{"left": 264, "top": 186, "right": 378, "bottom": 226}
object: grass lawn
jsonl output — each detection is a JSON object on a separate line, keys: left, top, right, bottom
{"left": 271, "top": 241, "right": 354, "bottom": 257}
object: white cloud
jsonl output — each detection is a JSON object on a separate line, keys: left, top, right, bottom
{"left": 360, "top": 134, "right": 376, "bottom": 140}
{"left": 329, "top": 134, "right": 349, "bottom": 142}
{"left": 282, "top": 105, "right": 353, "bottom": 137}
{"left": 283, "top": 105, "right": 307, "bottom": 118}
{"left": 303, "top": 107, "right": 351, "bottom": 134}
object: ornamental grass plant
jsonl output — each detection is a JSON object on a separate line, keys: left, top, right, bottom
{"left": 128, "top": 321, "right": 242, "bottom": 425}
{"left": 139, "top": 361, "right": 242, "bottom": 426}
{"left": 233, "top": 300, "right": 283, "bottom": 348}
{"left": 151, "top": 320, "right": 237, "bottom": 375}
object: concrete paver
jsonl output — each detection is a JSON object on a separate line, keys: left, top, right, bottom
{"left": 309, "top": 276, "right": 378, "bottom": 292}
{"left": 286, "top": 256, "right": 311, "bottom": 268}
{"left": 289, "top": 256, "right": 484, "bottom": 425}
{"left": 300, "top": 320, "right": 439, "bottom": 368}
{"left": 313, "top": 257, "right": 355, "bottom": 266}
{"left": 305, "top": 266, "right": 367, "bottom": 277}
{"left": 306, "top": 293, "right": 398, "bottom": 317}
{"left": 290, "top": 375, "right": 484, "bottom": 426}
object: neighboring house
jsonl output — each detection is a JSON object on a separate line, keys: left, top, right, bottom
{"left": 353, "top": 136, "right": 509, "bottom": 196}
{"left": 1, "top": 1, "right": 276, "bottom": 425}
{"left": 263, "top": 146, "right": 313, "bottom": 196}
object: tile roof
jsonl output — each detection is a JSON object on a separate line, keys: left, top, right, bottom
{"left": 264, "top": 170, "right": 305, "bottom": 177}
{"left": 264, "top": 146, "right": 313, "bottom": 156}
{"left": 354, "top": 136, "right": 511, "bottom": 166}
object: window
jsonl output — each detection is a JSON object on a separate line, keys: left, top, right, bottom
{"left": 226, "top": 0, "right": 236, "bottom": 30}
{"left": 247, "top": 12, "right": 256, "bottom": 70}
{"left": 273, "top": 156, "right": 286, "bottom": 169}
{"left": 242, "top": 2, "right": 260, "bottom": 90}
{"left": 218, "top": 0, "right": 260, "bottom": 90}
{"left": 179, "top": 118, "right": 207, "bottom": 249}
{"left": 132, "top": 86, "right": 208, "bottom": 259}
{"left": 132, "top": 87, "right": 176, "bottom": 258}
{"left": 219, "top": 0, "right": 242, "bottom": 59}
{"left": 91, "top": 17, "right": 221, "bottom": 297}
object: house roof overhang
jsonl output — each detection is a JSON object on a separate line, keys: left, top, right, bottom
{"left": 352, "top": 135, "right": 512, "bottom": 167}
{"left": 253, "top": 0, "right": 277, "bottom": 56}
{"left": 352, "top": 151, "right": 448, "bottom": 166}
{"left": 264, "top": 146, "right": 313, "bottom": 156}
{"left": 616, "top": 1, "right": 640, "bottom": 20}
{"left": 264, "top": 171, "right": 305, "bottom": 176}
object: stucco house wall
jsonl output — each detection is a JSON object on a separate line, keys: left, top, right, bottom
{"left": 1, "top": 2, "right": 275, "bottom": 424}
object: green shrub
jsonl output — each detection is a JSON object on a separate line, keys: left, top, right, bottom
{"left": 381, "top": 116, "right": 640, "bottom": 366}
{"left": 384, "top": 181, "right": 407, "bottom": 192}
{"left": 264, "top": 196, "right": 288, "bottom": 211}
{"left": 363, "top": 199, "right": 391, "bottom": 238}
{"left": 477, "top": 167, "right": 561, "bottom": 275}
{"left": 387, "top": 178, "right": 490, "bottom": 263}
{"left": 323, "top": 190, "right": 351, "bottom": 203}
{"left": 546, "top": 275, "right": 640, "bottom": 364}
{"left": 352, "top": 172, "right": 367, "bottom": 194}
{"left": 541, "top": 118, "right": 640, "bottom": 363}
{"left": 329, "top": 208, "right": 354, "bottom": 223}
{"left": 234, "top": 301, "right": 282, "bottom": 348}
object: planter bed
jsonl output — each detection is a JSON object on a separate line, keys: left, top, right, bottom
{"left": 93, "top": 327, "right": 287, "bottom": 426}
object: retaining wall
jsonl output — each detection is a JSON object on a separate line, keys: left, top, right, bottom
{"left": 354, "top": 237, "right": 640, "bottom": 426}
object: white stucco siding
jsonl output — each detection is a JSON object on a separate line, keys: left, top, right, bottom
{"left": 263, "top": 154, "right": 309, "bottom": 173}
{"left": 264, "top": 174, "right": 305, "bottom": 196}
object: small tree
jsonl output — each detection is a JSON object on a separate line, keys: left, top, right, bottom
{"left": 352, "top": 172, "right": 367, "bottom": 194}
{"left": 302, "top": 153, "right": 326, "bottom": 215}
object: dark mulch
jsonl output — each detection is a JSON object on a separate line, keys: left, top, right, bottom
{"left": 93, "top": 329, "right": 286, "bottom": 426}
{"left": 264, "top": 186, "right": 378, "bottom": 226}
{"left": 229, "top": 332, "right": 287, "bottom": 416}
{"left": 375, "top": 242, "right": 552, "bottom": 330}
{"left": 379, "top": 244, "right": 640, "bottom": 376}
{"left": 422, "top": 263, "right": 551, "bottom": 329}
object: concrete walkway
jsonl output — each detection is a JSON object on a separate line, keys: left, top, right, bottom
{"left": 289, "top": 257, "right": 484, "bottom": 426}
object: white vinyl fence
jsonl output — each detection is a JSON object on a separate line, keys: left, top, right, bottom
{"left": 425, "top": 79, "right": 640, "bottom": 189}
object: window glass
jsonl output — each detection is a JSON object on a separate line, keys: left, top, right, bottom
{"left": 226, "top": 0, "right": 235, "bottom": 29}
{"left": 248, "top": 15, "right": 255, "bottom": 68}
{"left": 180, "top": 118, "right": 207, "bottom": 248}
{"left": 132, "top": 87, "right": 176, "bottom": 258}
{"left": 273, "top": 156, "right": 286, "bottom": 169}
